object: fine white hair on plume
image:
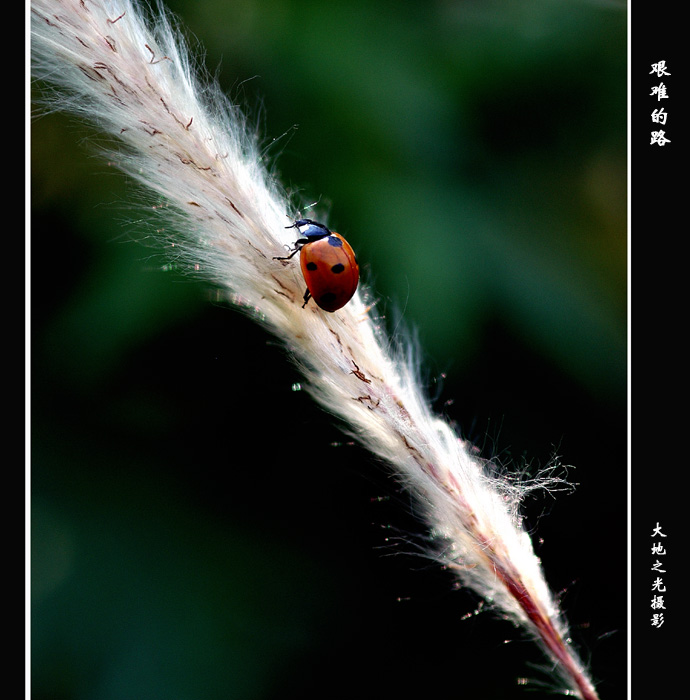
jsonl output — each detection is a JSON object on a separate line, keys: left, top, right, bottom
{"left": 31, "top": 1, "right": 600, "bottom": 698}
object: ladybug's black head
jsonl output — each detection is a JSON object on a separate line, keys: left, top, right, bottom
{"left": 289, "top": 218, "right": 331, "bottom": 240}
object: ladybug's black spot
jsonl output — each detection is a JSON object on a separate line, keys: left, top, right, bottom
{"left": 331, "top": 263, "right": 345, "bottom": 274}
{"left": 327, "top": 236, "right": 343, "bottom": 247}
{"left": 306, "top": 261, "right": 318, "bottom": 271}
{"left": 319, "top": 292, "right": 337, "bottom": 305}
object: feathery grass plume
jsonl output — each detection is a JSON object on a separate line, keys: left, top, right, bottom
{"left": 31, "top": 1, "right": 600, "bottom": 697}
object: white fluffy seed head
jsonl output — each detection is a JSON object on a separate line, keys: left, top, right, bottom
{"left": 32, "top": 2, "right": 599, "bottom": 697}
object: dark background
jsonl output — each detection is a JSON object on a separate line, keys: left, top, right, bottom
{"left": 629, "top": 4, "right": 682, "bottom": 698}
{"left": 31, "top": 1, "right": 628, "bottom": 698}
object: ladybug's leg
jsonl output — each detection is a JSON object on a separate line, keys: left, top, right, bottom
{"left": 301, "top": 288, "right": 312, "bottom": 308}
{"left": 273, "top": 246, "right": 300, "bottom": 261}
{"left": 273, "top": 238, "right": 308, "bottom": 261}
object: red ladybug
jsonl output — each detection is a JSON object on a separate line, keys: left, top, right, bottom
{"left": 275, "top": 218, "right": 359, "bottom": 312}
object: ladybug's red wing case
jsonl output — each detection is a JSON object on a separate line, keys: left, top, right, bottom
{"left": 299, "top": 232, "right": 359, "bottom": 312}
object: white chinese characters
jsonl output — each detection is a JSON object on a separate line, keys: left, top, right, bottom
{"left": 650, "top": 522, "right": 667, "bottom": 628}
{"left": 650, "top": 61, "right": 671, "bottom": 146}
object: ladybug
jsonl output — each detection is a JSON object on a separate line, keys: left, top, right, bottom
{"left": 275, "top": 218, "right": 359, "bottom": 312}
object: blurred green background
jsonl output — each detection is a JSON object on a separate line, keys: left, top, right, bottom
{"left": 31, "top": 0, "right": 627, "bottom": 698}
